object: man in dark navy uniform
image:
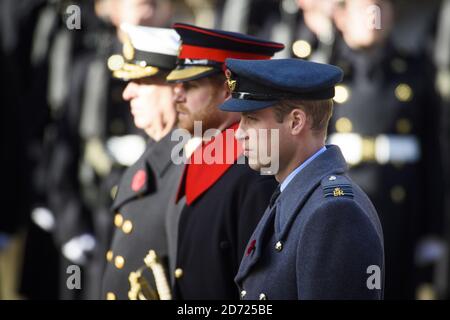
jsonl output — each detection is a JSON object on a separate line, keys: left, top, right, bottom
{"left": 101, "top": 24, "right": 182, "bottom": 300}
{"left": 165, "top": 23, "right": 284, "bottom": 299}
{"left": 220, "top": 58, "right": 384, "bottom": 299}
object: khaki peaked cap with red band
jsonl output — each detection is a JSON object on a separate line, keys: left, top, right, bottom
{"left": 166, "top": 23, "right": 285, "bottom": 82}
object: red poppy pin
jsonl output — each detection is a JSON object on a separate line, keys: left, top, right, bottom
{"left": 131, "top": 169, "right": 146, "bottom": 192}
{"left": 246, "top": 239, "right": 256, "bottom": 256}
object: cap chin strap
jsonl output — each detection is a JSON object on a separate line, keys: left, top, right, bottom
{"left": 231, "top": 88, "right": 335, "bottom": 101}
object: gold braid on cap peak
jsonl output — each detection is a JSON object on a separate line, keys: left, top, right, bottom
{"left": 108, "top": 56, "right": 160, "bottom": 80}
{"left": 122, "top": 34, "right": 135, "bottom": 61}
{"left": 108, "top": 32, "right": 159, "bottom": 80}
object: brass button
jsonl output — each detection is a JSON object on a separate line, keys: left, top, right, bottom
{"left": 107, "top": 55, "right": 124, "bottom": 71}
{"left": 335, "top": 117, "right": 353, "bottom": 133}
{"left": 259, "top": 293, "right": 267, "bottom": 300}
{"left": 396, "top": 118, "right": 412, "bottom": 134}
{"left": 240, "top": 290, "right": 247, "bottom": 298}
{"left": 114, "top": 213, "right": 123, "bottom": 228}
{"left": 395, "top": 83, "right": 413, "bottom": 102}
{"left": 106, "top": 250, "right": 113, "bottom": 262}
{"left": 174, "top": 268, "right": 184, "bottom": 279}
{"left": 122, "top": 220, "right": 133, "bottom": 234}
{"left": 391, "top": 185, "right": 406, "bottom": 204}
{"left": 333, "top": 85, "right": 350, "bottom": 104}
{"left": 114, "top": 255, "right": 125, "bottom": 269}
{"left": 106, "top": 292, "right": 116, "bottom": 300}
{"left": 275, "top": 241, "right": 283, "bottom": 252}
{"left": 292, "top": 40, "right": 312, "bottom": 58}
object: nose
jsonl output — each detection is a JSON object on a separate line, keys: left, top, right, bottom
{"left": 122, "top": 81, "right": 138, "bottom": 101}
{"left": 235, "top": 122, "right": 248, "bottom": 141}
{"left": 173, "top": 83, "right": 187, "bottom": 104}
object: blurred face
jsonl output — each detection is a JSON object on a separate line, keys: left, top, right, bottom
{"left": 122, "top": 77, "right": 176, "bottom": 140}
{"left": 120, "top": 0, "right": 156, "bottom": 26}
{"left": 297, "top": 0, "right": 335, "bottom": 16}
{"left": 236, "top": 108, "right": 289, "bottom": 174}
{"left": 296, "top": 0, "right": 336, "bottom": 38}
{"left": 95, "top": 0, "right": 121, "bottom": 27}
{"left": 334, "top": 0, "right": 394, "bottom": 49}
{"left": 173, "top": 77, "right": 230, "bottom": 135}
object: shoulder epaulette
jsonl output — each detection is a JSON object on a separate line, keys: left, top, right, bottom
{"left": 322, "top": 175, "right": 354, "bottom": 199}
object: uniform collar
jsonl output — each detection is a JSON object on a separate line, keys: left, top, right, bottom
{"left": 146, "top": 132, "right": 183, "bottom": 177}
{"left": 235, "top": 145, "right": 348, "bottom": 285}
{"left": 112, "top": 132, "right": 181, "bottom": 210}
{"left": 275, "top": 145, "right": 348, "bottom": 239}
{"left": 279, "top": 146, "right": 327, "bottom": 192}
{"left": 176, "top": 123, "right": 242, "bottom": 206}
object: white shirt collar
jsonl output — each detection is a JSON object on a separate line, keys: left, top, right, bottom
{"left": 280, "top": 146, "right": 327, "bottom": 192}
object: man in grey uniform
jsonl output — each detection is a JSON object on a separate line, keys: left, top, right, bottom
{"left": 220, "top": 58, "right": 384, "bottom": 299}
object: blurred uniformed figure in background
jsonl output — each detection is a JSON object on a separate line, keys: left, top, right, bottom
{"left": 101, "top": 24, "right": 183, "bottom": 300}
{"left": 289, "top": 0, "right": 336, "bottom": 63}
{"left": 0, "top": 4, "right": 28, "bottom": 298}
{"left": 217, "top": 0, "right": 290, "bottom": 56}
{"left": 432, "top": 0, "right": 450, "bottom": 299}
{"left": 25, "top": 0, "right": 124, "bottom": 301}
{"left": 217, "top": 0, "right": 335, "bottom": 61}
{"left": 327, "top": 0, "right": 444, "bottom": 299}
{"left": 44, "top": 0, "right": 136, "bottom": 299}
{"left": 1, "top": 0, "right": 71, "bottom": 300}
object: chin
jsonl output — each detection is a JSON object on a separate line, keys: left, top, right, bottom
{"left": 247, "top": 158, "right": 262, "bottom": 172}
{"left": 133, "top": 118, "right": 150, "bottom": 130}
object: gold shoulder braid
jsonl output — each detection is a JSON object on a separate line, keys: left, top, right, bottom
{"left": 128, "top": 250, "right": 172, "bottom": 300}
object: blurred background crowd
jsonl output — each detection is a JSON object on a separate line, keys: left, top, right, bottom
{"left": 0, "top": 0, "right": 449, "bottom": 300}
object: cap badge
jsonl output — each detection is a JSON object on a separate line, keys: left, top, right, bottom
{"left": 225, "top": 69, "right": 237, "bottom": 92}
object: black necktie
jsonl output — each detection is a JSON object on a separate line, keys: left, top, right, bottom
{"left": 269, "top": 185, "right": 281, "bottom": 209}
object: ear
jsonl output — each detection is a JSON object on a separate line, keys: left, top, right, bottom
{"left": 289, "top": 108, "right": 307, "bottom": 135}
